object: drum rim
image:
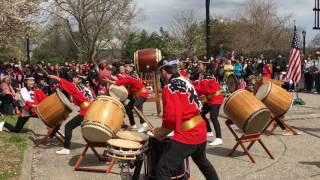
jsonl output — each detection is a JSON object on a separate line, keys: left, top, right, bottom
{"left": 227, "top": 74, "right": 239, "bottom": 93}
{"left": 256, "top": 81, "right": 272, "bottom": 101}
{"left": 116, "top": 130, "right": 149, "bottom": 142}
{"left": 108, "top": 84, "right": 129, "bottom": 102}
{"left": 95, "top": 95, "right": 126, "bottom": 115}
{"left": 243, "top": 108, "right": 271, "bottom": 134}
{"left": 106, "top": 144, "right": 143, "bottom": 156}
{"left": 134, "top": 51, "right": 139, "bottom": 72}
{"left": 107, "top": 138, "right": 142, "bottom": 149}
{"left": 56, "top": 89, "right": 74, "bottom": 111}
{"left": 82, "top": 121, "right": 115, "bottom": 136}
{"left": 156, "top": 48, "right": 162, "bottom": 62}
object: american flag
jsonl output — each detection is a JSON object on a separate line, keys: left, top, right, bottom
{"left": 286, "top": 26, "right": 301, "bottom": 83}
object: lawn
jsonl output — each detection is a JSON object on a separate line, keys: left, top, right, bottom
{"left": 0, "top": 115, "right": 27, "bottom": 180}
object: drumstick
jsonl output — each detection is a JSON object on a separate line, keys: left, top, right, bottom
{"left": 37, "top": 65, "right": 49, "bottom": 76}
{"left": 133, "top": 106, "right": 154, "bottom": 130}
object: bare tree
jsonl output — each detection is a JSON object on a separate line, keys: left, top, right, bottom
{"left": 46, "top": 0, "right": 136, "bottom": 62}
{"left": 230, "top": 0, "right": 292, "bottom": 54}
{"left": 167, "top": 10, "right": 205, "bottom": 58}
{"left": 0, "top": 0, "right": 39, "bottom": 46}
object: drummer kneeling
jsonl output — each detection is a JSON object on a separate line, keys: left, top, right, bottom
{"left": 152, "top": 59, "right": 219, "bottom": 180}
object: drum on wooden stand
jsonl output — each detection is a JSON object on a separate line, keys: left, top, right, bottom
{"left": 36, "top": 90, "right": 73, "bottom": 128}
{"left": 255, "top": 81, "right": 293, "bottom": 117}
{"left": 81, "top": 96, "right": 125, "bottom": 142}
{"left": 224, "top": 89, "right": 271, "bottom": 134}
{"left": 134, "top": 48, "right": 162, "bottom": 72}
{"left": 105, "top": 130, "right": 149, "bottom": 160}
{"left": 109, "top": 84, "right": 128, "bottom": 102}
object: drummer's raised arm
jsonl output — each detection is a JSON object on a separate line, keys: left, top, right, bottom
{"left": 47, "top": 75, "right": 61, "bottom": 82}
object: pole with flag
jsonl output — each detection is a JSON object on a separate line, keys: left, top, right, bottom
{"left": 286, "top": 24, "right": 305, "bottom": 105}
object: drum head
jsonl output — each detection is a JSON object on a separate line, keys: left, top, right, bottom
{"left": 109, "top": 85, "right": 128, "bottom": 102}
{"left": 116, "top": 130, "right": 149, "bottom": 142}
{"left": 81, "top": 123, "right": 114, "bottom": 142}
{"left": 227, "top": 74, "right": 239, "bottom": 93}
{"left": 107, "top": 139, "right": 142, "bottom": 149}
{"left": 256, "top": 81, "right": 272, "bottom": 100}
{"left": 56, "top": 90, "right": 73, "bottom": 111}
{"left": 96, "top": 95, "right": 125, "bottom": 114}
{"left": 244, "top": 108, "right": 271, "bottom": 134}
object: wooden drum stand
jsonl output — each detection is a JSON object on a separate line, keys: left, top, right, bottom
{"left": 225, "top": 119, "right": 274, "bottom": 163}
{"left": 74, "top": 138, "right": 116, "bottom": 174}
{"left": 262, "top": 115, "right": 300, "bottom": 136}
{"left": 140, "top": 72, "right": 161, "bottom": 115}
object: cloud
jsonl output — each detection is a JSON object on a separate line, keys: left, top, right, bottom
{"left": 134, "top": 0, "right": 318, "bottom": 42}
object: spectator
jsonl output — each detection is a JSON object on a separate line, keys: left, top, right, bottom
{"left": 233, "top": 59, "right": 243, "bottom": 78}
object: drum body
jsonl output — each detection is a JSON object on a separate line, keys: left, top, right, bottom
{"left": 256, "top": 81, "right": 293, "bottom": 117}
{"left": 109, "top": 84, "right": 128, "bottom": 102}
{"left": 147, "top": 138, "right": 186, "bottom": 179}
{"left": 36, "top": 90, "right": 73, "bottom": 128}
{"left": 224, "top": 90, "right": 271, "bottom": 134}
{"left": 227, "top": 74, "right": 239, "bottom": 93}
{"left": 106, "top": 139, "right": 144, "bottom": 160}
{"left": 134, "top": 48, "right": 162, "bottom": 72}
{"left": 82, "top": 96, "right": 125, "bottom": 142}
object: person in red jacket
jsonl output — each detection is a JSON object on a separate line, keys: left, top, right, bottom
{"left": 193, "top": 73, "right": 224, "bottom": 146}
{"left": 103, "top": 73, "right": 149, "bottom": 132}
{"left": 153, "top": 59, "right": 219, "bottom": 180}
{"left": 48, "top": 74, "right": 93, "bottom": 155}
{"left": 0, "top": 77, "right": 47, "bottom": 132}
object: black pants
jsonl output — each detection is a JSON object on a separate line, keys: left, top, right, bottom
{"left": 201, "top": 103, "right": 222, "bottom": 138}
{"left": 4, "top": 116, "right": 31, "bottom": 133}
{"left": 156, "top": 140, "right": 219, "bottom": 180}
{"left": 64, "top": 114, "right": 83, "bottom": 149}
{"left": 315, "top": 73, "right": 320, "bottom": 92}
{"left": 125, "top": 96, "right": 145, "bottom": 126}
{"left": 304, "top": 73, "right": 313, "bottom": 91}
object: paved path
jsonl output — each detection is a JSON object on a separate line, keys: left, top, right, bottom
{"left": 20, "top": 93, "right": 320, "bottom": 180}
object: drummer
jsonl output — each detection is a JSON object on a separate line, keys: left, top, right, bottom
{"left": 47, "top": 74, "right": 93, "bottom": 155}
{"left": 192, "top": 61, "right": 224, "bottom": 146}
{"left": 0, "top": 76, "right": 47, "bottom": 132}
{"left": 152, "top": 59, "right": 219, "bottom": 180}
{"left": 124, "top": 62, "right": 139, "bottom": 78}
{"left": 103, "top": 70, "right": 149, "bottom": 132}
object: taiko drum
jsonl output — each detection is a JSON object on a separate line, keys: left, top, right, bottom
{"left": 255, "top": 81, "right": 293, "bottom": 117}
{"left": 36, "top": 90, "right": 73, "bottom": 128}
{"left": 134, "top": 48, "right": 162, "bottom": 72}
{"left": 224, "top": 89, "right": 271, "bottom": 134}
{"left": 81, "top": 96, "right": 125, "bottom": 143}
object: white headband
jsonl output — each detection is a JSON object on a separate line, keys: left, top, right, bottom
{"left": 159, "top": 59, "right": 180, "bottom": 69}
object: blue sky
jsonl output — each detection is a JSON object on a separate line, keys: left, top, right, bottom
{"left": 134, "top": 0, "right": 318, "bottom": 44}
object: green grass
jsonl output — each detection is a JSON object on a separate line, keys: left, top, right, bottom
{"left": 0, "top": 115, "right": 27, "bottom": 180}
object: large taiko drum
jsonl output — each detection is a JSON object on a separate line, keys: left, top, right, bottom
{"left": 108, "top": 84, "right": 128, "bottom": 102}
{"left": 224, "top": 89, "right": 271, "bottom": 134}
{"left": 81, "top": 96, "right": 125, "bottom": 142}
{"left": 134, "top": 48, "right": 162, "bottom": 72}
{"left": 255, "top": 81, "right": 293, "bottom": 117}
{"left": 36, "top": 90, "right": 73, "bottom": 128}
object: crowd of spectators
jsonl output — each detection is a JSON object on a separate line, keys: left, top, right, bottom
{"left": 1, "top": 52, "right": 320, "bottom": 116}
